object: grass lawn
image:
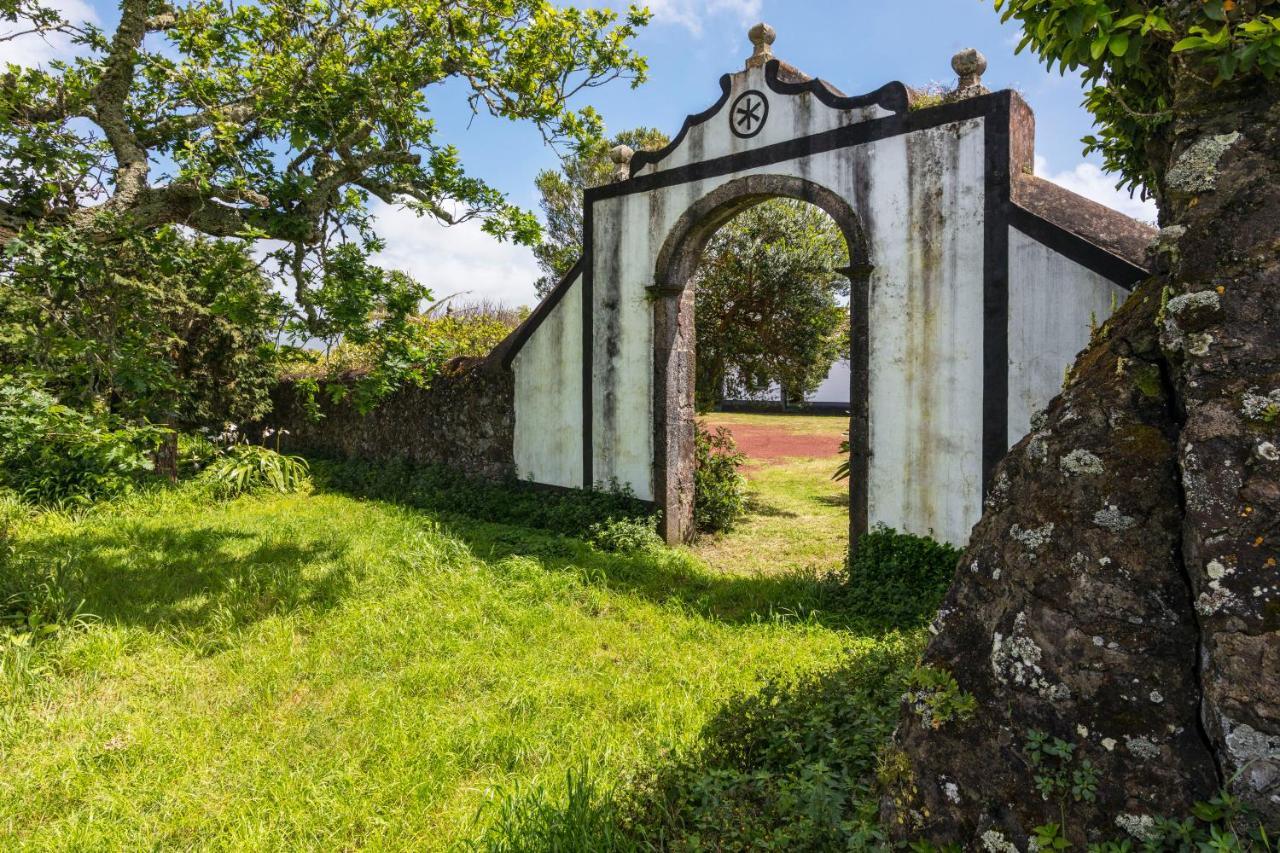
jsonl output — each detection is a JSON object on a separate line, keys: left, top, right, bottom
{"left": 0, "top": 479, "right": 866, "bottom": 849}
{"left": 696, "top": 412, "right": 849, "bottom": 577}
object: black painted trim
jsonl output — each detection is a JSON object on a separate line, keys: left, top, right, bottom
{"left": 581, "top": 202, "right": 594, "bottom": 489}
{"left": 628, "top": 74, "right": 733, "bottom": 176}
{"left": 592, "top": 94, "right": 998, "bottom": 204}
{"left": 497, "top": 258, "right": 582, "bottom": 369}
{"left": 763, "top": 59, "right": 910, "bottom": 116}
{"left": 982, "top": 92, "right": 1012, "bottom": 498}
{"left": 1008, "top": 205, "right": 1147, "bottom": 290}
{"left": 527, "top": 86, "right": 1148, "bottom": 519}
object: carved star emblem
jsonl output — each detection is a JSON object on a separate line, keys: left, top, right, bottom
{"left": 729, "top": 91, "right": 768, "bottom": 139}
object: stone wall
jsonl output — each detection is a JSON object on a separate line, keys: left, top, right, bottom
{"left": 267, "top": 357, "right": 515, "bottom": 481}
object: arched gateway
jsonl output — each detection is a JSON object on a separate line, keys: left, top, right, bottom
{"left": 495, "top": 25, "right": 1154, "bottom": 547}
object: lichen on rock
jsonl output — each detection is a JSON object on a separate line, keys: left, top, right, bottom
{"left": 1166, "top": 132, "right": 1241, "bottom": 193}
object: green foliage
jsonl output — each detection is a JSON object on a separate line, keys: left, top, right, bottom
{"left": 995, "top": 0, "right": 1280, "bottom": 197}
{"left": 902, "top": 665, "right": 978, "bottom": 729}
{"left": 200, "top": 444, "right": 310, "bottom": 499}
{"left": 842, "top": 525, "right": 962, "bottom": 630}
{"left": 833, "top": 429, "right": 852, "bottom": 481}
{"left": 473, "top": 765, "right": 638, "bottom": 853}
{"left": 0, "top": 483, "right": 851, "bottom": 845}
{"left": 1025, "top": 729, "right": 1100, "bottom": 805}
{"left": 1085, "top": 799, "right": 1279, "bottom": 850}
{"left": 532, "top": 127, "right": 670, "bottom": 295}
{"left": 694, "top": 199, "right": 849, "bottom": 408}
{"left": 587, "top": 516, "right": 663, "bottom": 555}
{"left": 316, "top": 458, "right": 656, "bottom": 539}
{"left": 0, "top": 381, "right": 163, "bottom": 505}
{"left": 0, "top": 225, "right": 282, "bottom": 431}
{"left": 2, "top": 0, "right": 651, "bottom": 272}
{"left": 286, "top": 300, "right": 527, "bottom": 414}
{"left": 623, "top": 635, "right": 923, "bottom": 851}
{"left": 693, "top": 421, "right": 748, "bottom": 534}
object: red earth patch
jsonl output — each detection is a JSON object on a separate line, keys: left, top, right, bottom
{"left": 704, "top": 420, "right": 844, "bottom": 466}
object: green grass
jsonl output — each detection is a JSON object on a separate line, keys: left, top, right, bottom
{"left": 695, "top": 413, "right": 849, "bottom": 577}
{"left": 0, "top": 482, "right": 863, "bottom": 850}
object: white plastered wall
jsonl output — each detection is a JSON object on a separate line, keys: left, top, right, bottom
{"left": 509, "top": 62, "right": 1133, "bottom": 547}
{"left": 512, "top": 270, "right": 583, "bottom": 489}
{"left": 583, "top": 63, "right": 987, "bottom": 543}
{"left": 1006, "top": 228, "right": 1130, "bottom": 443}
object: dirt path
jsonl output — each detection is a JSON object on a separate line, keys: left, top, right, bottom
{"left": 701, "top": 413, "right": 845, "bottom": 466}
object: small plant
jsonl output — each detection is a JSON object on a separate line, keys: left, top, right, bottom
{"left": 832, "top": 429, "right": 852, "bottom": 481}
{"left": 842, "top": 525, "right": 962, "bottom": 629}
{"left": 902, "top": 665, "right": 977, "bottom": 729}
{"left": 693, "top": 421, "right": 747, "bottom": 534}
{"left": 1024, "top": 730, "right": 1098, "bottom": 805}
{"left": 587, "top": 516, "right": 663, "bottom": 555}
{"left": 0, "top": 381, "right": 165, "bottom": 506}
{"left": 623, "top": 635, "right": 923, "bottom": 850}
{"left": 201, "top": 443, "right": 310, "bottom": 499}
{"left": 472, "top": 764, "right": 636, "bottom": 853}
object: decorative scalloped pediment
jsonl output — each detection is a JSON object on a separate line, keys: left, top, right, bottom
{"left": 628, "top": 59, "right": 911, "bottom": 179}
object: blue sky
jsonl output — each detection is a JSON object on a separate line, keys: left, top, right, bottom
{"left": 9, "top": 0, "right": 1156, "bottom": 308}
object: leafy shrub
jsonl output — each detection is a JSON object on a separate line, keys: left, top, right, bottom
{"left": 314, "top": 459, "right": 657, "bottom": 539}
{"left": 587, "top": 516, "right": 663, "bottom": 555}
{"left": 201, "top": 444, "right": 310, "bottom": 499}
{"left": 623, "top": 635, "right": 923, "bottom": 851}
{"left": 693, "top": 421, "right": 747, "bottom": 534}
{"left": 472, "top": 764, "right": 636, "bottom": 853}
{"left": 841, "top": 525, "right": 962, "bottom": 630}
{"left": 0, "top": 381, "right": 164, "bottom": 505}
{"left": 176, "top": 433, "right": 221, "bottom": 476}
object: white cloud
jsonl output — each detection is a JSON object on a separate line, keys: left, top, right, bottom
{"left": 644, "top": 0, "right": 762, "bottom": 35}
{"left": 1034, "top": 155, "right": 1158, "bottom": 224}
{"left": 369, "top": 201, "right": 542, "bottom": 309}
{"left": 2, "top": 0, "right": 97, "bottom": 67}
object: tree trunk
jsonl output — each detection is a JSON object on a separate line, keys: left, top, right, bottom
{"left": 884, "top": 71, "right": 1280, "bottom": 844}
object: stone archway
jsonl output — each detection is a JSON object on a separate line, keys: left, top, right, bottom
{"left": 649, "top": 174, "right": 871, "bottom": 544}
{"left": 501, "top": 25, "right": 1152, "bottom": 552}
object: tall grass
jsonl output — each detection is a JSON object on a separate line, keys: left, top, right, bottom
{"left": 0, "top": 483, "right": 856, "bottom": 848}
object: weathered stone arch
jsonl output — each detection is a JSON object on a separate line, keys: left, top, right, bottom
{"left": 650, "top": 174, "right": 871, "bottom": 544}
{"left": 500, "top": 25, "right": 1153, "bottom": 549}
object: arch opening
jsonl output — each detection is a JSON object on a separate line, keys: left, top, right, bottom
{"left": 651, "top": 174, "right": 871, "bottom": 546}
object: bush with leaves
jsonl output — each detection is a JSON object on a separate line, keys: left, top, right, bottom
{"left": 623, "top": 635, "right": 923, "bottom": 851}
{"left": 200, "top": 443, "right": 311, "bottom": 500}
{"left": 693, "top": 422, "right": 748, "bottom": 534}
{"left": 0, "top": 226, "right": 284, "bottom": 433}
{"left": 842, "top": 526, "right": 962, "bottom": 630}
{"left": 587, "top": 516, "right": 663, "bottom": 555}
{"left": 0, "top": 381, "right": 164, "bottom": 505}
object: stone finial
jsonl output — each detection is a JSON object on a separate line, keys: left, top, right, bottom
{"left": 951, "top": 48, "right": 989, "bottom": 98}
{"left": 746, "top": 22, "right": 776, "bottom": 69}
{"left": 609, "top": 144, "right": 634, "bottom": 182}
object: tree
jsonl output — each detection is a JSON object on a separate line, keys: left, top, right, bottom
{"left": 1, "top": 0, "right": 650, "bottom": 333}
{"left": 532, "top": 126, "right": 668, "bottom": 295}
{"left": 0, "top": 225, "right": 282, "bottom": 431}
{"left": 886, "top": 1, "right": 1280, "bottom": 843}
{"left": 693, "top": 200, "right": 848, "bottom": 409}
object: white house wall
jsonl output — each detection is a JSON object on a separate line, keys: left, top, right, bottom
{"left": 512, "top": 270, "right": 583, "bottom": 489}
{"left": 1007, "top": 227, "right": 1129, "bottom": 444}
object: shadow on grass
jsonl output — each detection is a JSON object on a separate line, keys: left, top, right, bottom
{"left": 742, "top": 494, "right": 798, "bottom": 519}
{"left": 308, "top": 462, "right": 874, "bottom": 632}
{"left": 471, "top": 635, "right": 922, "bottom": 852}
{"left": 10, "top": 521, "right": 354, "bottom": 635}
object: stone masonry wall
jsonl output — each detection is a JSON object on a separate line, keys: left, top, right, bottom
{"left": 266, "top": 357, "right": 515, "bottom": 481}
